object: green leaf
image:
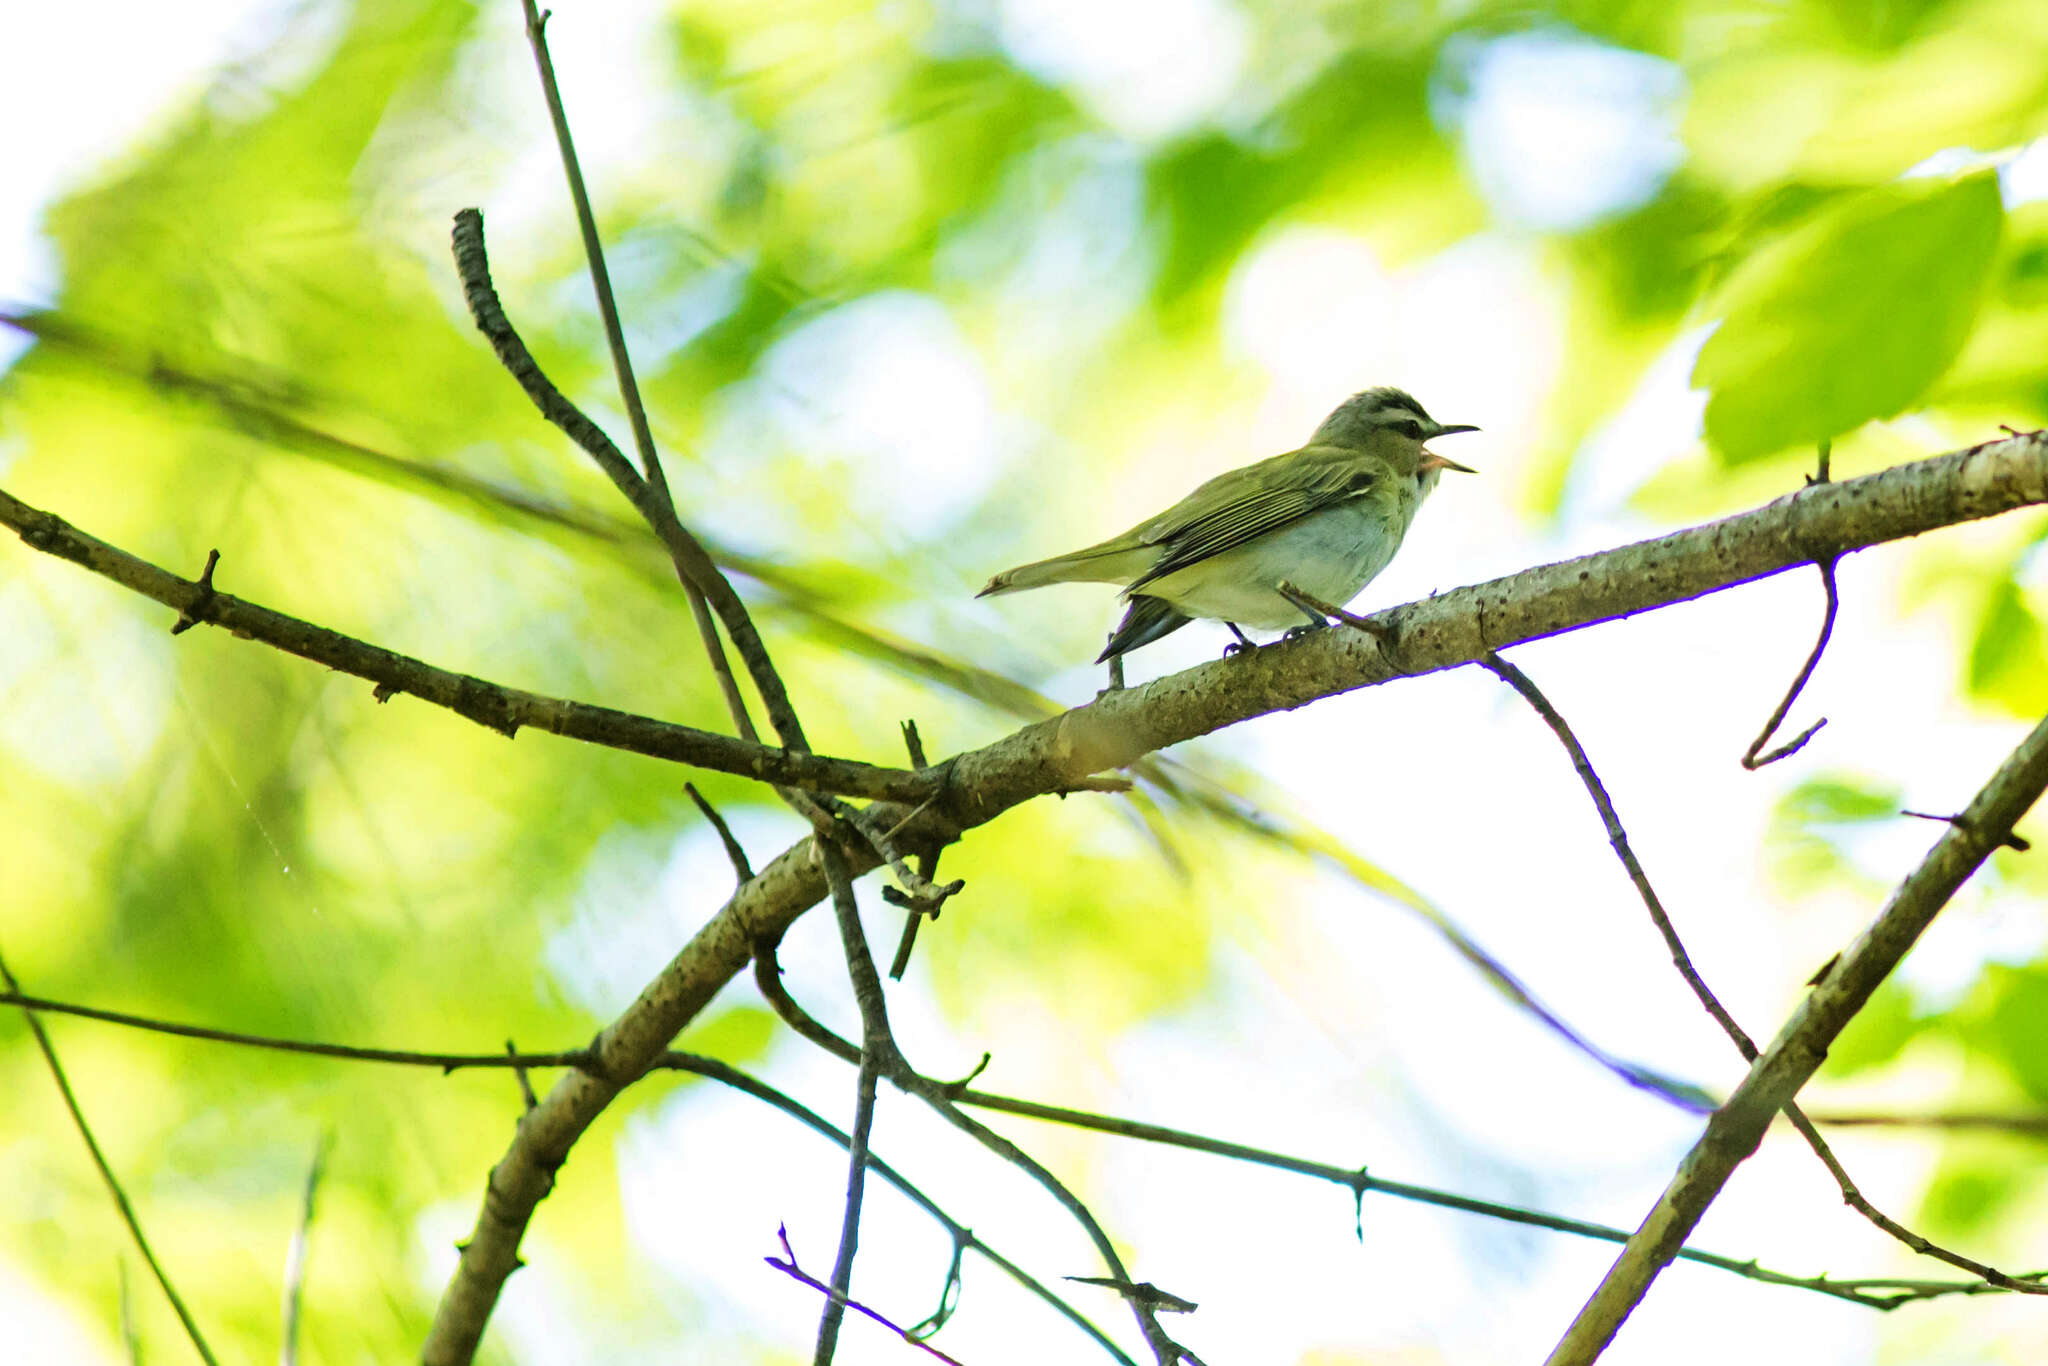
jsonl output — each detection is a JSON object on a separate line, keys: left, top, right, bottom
{"left": 1967, "top": 577, "right": 2048, "bottom": 715}
{"left": 1695, "top": 173, "right": 2003, "bottom": 464}
{"left": 1822, "top": 979, "right": 1922, "bottom": 1076}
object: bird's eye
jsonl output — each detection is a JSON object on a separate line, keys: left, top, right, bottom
{"left": 1393, "top": 419, "right": 1425, "bottom": 440}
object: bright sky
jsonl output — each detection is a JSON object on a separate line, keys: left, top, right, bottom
{"left": 5, "top": 4, "right": 2043, "bottom": 1365}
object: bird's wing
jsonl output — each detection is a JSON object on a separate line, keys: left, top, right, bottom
{"left": 1125, "top": 446, "right": 1383, "bottom": 593}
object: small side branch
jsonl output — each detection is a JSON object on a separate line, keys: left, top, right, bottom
{"left": 1743, "top": 442, "right": 1840, "bottom": 769}
{"left": 1741, "top": 557, "right": 1838, "bottom": 769}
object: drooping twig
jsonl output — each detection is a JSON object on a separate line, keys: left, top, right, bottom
{"left": 280, "top": 1132, "right": 331, "bottom": 1366}
{"left": 1546, "top": 708, "right": 2048, "bottom": 1365}
{"left": 0, "top": 487, "right": 929, "bottom": 801}
{"left": 1743, "top": 441, "right": 1839, "bottom": 769}
{"left": 1479, "top": 648, "right": 2048, "bottom": 1305}
{"left": 0, "top": 951, "right": 220, "bottom": 1366}
{"left": 769, "top": 1225, "right": 973, "bottom": 1366}
{"left": 686, "top": 782, "right": 757, "bottom": 884}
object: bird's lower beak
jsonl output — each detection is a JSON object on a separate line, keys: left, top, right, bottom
{"left": 1419, "top": 451, "right": 1478, "bottom": 475}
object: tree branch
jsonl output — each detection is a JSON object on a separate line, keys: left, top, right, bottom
{"left": 1545, "top": 707, "right": 2048, "bottom": 1365}
{"left": 0, "top": 487, "right": 929, "bottom": 802}
{"left": 411, "top": 431, "right": 2048, "bottom": 1362}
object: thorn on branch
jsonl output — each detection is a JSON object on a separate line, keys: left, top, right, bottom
{"left": 1065, "top": 1276, "right": 1200, "bottom": 1314}
{"left": 371, "top": 681, "right": 399, "bottom": 704}
{"left": 1902, "top": 809, "right": 2031, "bottom": 853}
{"left": 170, "top": 549, "right": 221, "bottom": 635}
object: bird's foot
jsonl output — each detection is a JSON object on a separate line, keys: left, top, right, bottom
{"left": 1283, "top": 618, "right": 1329, "bottom": 641}
{"left": 1222, "top": 623, "right": 1258, "bottom": 657}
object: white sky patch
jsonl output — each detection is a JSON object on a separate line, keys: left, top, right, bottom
{"left": 1564, "top": 325, "right": 1713, "bottom": 518}
{"left": 1999, "top": 134, "right": 2048, "bottom": 205}
{"left": 1436, "top": 29, "right": 1685, "bottom": 231}
{"left": 1222, "top": 225, "right": 1398, "bottom": 397}
{"left": 997, "top": 0, "right": 1248, "bottom": 141}
{"left": 715, "top": 290, "right": 1000, "bottom": 533}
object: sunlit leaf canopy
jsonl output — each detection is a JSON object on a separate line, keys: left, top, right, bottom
{"left": 4, "top": 0, "right": 2048, "bottom": 1361}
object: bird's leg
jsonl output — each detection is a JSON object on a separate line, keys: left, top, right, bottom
{"left": 1282, "top": 603, "right": 1329, "bottom": 641}
{"left": 1222, "top": 623, "right": 1257, "bottom": 656}
{"left": 1101, "top": 654, "right": 1127, "bottom": 693}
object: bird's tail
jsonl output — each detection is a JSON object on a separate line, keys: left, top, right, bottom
{"left": 1097, "top": 595, "right": 1191, "bottom": 662}
{"left": 977, "top": 541, "right": 1147, "bottom": 597}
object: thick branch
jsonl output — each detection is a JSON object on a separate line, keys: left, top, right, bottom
{"left": 1545, "top": 707, "right": 2048, "bottom": 1365}
{"left": 421, "top": 432, "right": 2048, "bottom": 1361}
{"left": 0, "top": 488, "right": 929, "bottom": 802}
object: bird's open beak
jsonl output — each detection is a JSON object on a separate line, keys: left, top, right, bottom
{"left": 1420, "top": 423, "right": 1479, "bottom": 475}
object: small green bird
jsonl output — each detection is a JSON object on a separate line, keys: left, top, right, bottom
{"left": 978, "top": 387, "right": 1478, "bottom": 664}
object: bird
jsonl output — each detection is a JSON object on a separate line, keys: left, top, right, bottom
{"left": 977, "top": 387, "right": 1477, "bottom": 667}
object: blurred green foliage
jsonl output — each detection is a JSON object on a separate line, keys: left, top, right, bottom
{"left": 6, "top": 0, "right": 2048, "bottom": 1360}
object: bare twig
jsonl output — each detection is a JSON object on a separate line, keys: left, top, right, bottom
{"left": 0, "top": 487, "right": 929, "bottom": 802}
{"left": 1478, "top": 650, "right": 1754, "bottom": 1049}
{"left": 505, "top": 1041, "right": 539, "bottom": 1112}
{"left": 0, "top": 952, "right": 220, "bottom": 1366}
{"left": 1547, "top": 709, "right": 2048, "bottom": 1365}
{"left": 686, "top": 782, "right": 756, "bottom": 883}
{"left": 1743, "top": 440, "right": 1838, "bottom": 769}
{"left": 280, "top": 1133, "right": 331, "bottom": 1366}
{"left": 769, "top": 1226, "right": 973, "bottom": 1366}
{"left": 812, "top": 835, "right": 899, "bottom": 1364}
{"left": 1740, "top": 557, "right": 1837, "bottom": 768}
{"left": 1812, "top": 1111, "right": 2048, "bottom": 1137}
{"left": 1902, "top": 809, "right": 2031, "bottom": 852}
{"left": 8, "top": 984, "right": 2024, "bottom": 1316}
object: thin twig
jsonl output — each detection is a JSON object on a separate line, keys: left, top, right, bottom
{"left": 686, "top": 782, "right": 756, "bottom": 883}
{"left": 0, "top": 487, "right": 929, "bottom": 802}
{"left": 1812, "top": 1111, "right": 2048, "bottom": 1136}
{"left": 769, "top": 1226, "right": 973, "bottom": 1366}
{"left": 889, "top": 722, "right": 949, "bottom": 978}
{"left": 1902, "top": 809, "right": 2031, "bottom": 852}
{"left": 812, "top": 834, "right": 898, "bottom": 1365}
{"left": 4, "top": 984, "right": 2018, "bottom": 1314}
{"left": 0, "top": 952, "right": 220, "bottom": 1366}
{"left": 280, "top": 1133, "right": 331, "bottom": 1366}
{"left": 1480, "top": 648, "right": 2048, "bottom": 1298}
{"left": 1743, "top": 441, "right": 1838, "bottom": 769}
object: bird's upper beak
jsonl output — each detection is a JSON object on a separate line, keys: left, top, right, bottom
{"left": 1420, "top": 422, "right": 1479, "bottom": 475}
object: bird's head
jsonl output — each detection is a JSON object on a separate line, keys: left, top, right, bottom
{"left": 1311, "top": 387, "right": 1479, "bottom": 487}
